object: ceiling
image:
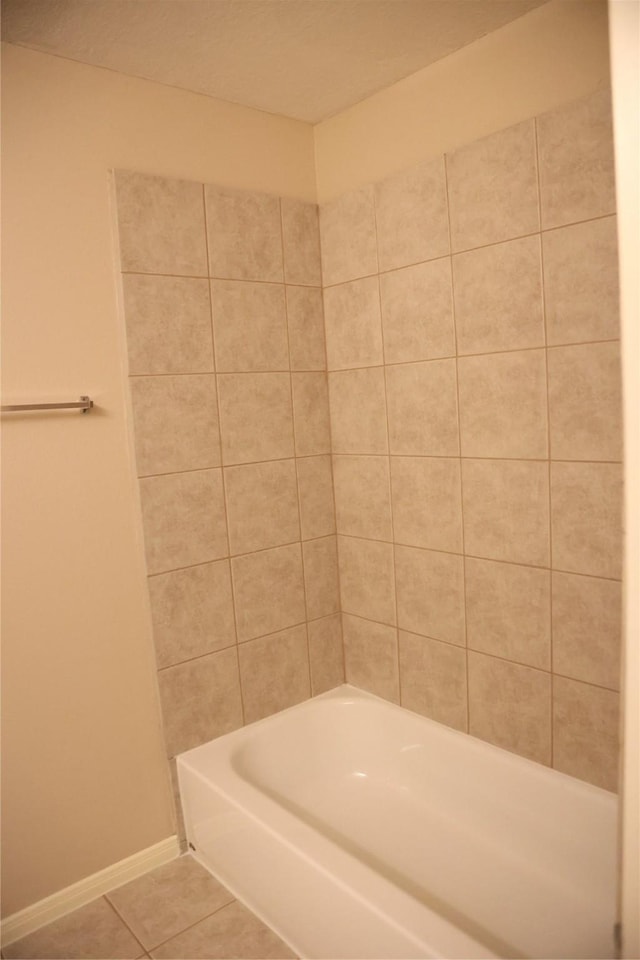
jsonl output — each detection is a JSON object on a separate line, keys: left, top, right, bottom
{"left": 1, "top": 0, "right": 548, "bottom": 123}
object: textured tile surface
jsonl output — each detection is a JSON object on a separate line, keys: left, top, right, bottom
{"left": 224, "top": 459, "right": 300, "bottom": 555}
{"left": 303, "top": 536, "right": 340, "bottom": 620}
{"left": 308, "top": 614, "right": 344, "bottom": 695}
{"left": 553, "top": 676, "right": 619, "bottom": 791}
{"left": 296, "top": 455, "right": 336, "bottom": 540}
{"left": 217, "top": 373, "right": 294, "bottom": 465}
{"left": 399, "top": 631, "right": 467, "bottom": 731}
{"left": 395, "top": 546, "right": 465, "bottom": 646}
{"left": 333, "top": 455, "right": 392, "bottom": 541}
{"left": 231, "top": 543, "right": 306, "bottom": 641}
{"left": 211, "top": 280, "right": 288, "bottom": 372}
{"left": 338, "top": 535, "right": 396, "bottom": 625}
{"left": 328, "top": 367, "right": 388, "bottom": 454}
{"left": 552, "top": 572, "right": 621, "bottom": 690}
{"left": 205, "top": 186, "right": 283, "bottom": 282}
{"left": 386, "top": 359, "right": 459, "bottom": 456}
{"left": 281, "top": 197, "right": 321, "bottom": 287}
{"left": 319, "top": 184, "right": 377, "bottom": 286}
{"left": 286, "top": 286, "right": 327, "bottom": 371}
{"left": 391, "top": 457, "right": 462, "bottom": 553}
{"left": 379, "top": 259, "right": 455, "bottom": 364}
{"left": 291, "top": 372, "right": 332, "bottom": 456}
{"left": 238, "top": 625, "right": 310, "bottom": 723}
{"left": 343, "top": 614, "right": 399, "bottom": 702}
{"left": 323, "top": 276, "right": 383, "bottom": 371}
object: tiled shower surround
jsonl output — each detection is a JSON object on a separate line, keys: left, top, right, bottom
{"left": 114, "top": 86, "right": 622, "bottom": 823}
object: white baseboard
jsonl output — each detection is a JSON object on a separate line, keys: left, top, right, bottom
{"left": 1, "top": 835, "right": 180, "bottom": 947}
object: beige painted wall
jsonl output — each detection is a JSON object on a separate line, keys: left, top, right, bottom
{"left": 314, "top": 0, "right": 611, "bottom": 202}
{"left": 0, "top": 42, "right": 315, "bottom": 917}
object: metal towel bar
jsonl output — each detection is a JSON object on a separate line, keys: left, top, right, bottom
{"left": 1, "top": 396, "right": 94, "bottom": 414}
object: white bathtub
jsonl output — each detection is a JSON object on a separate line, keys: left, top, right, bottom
{"left": 177, "top": 684, "right": 617, "bottom": 960}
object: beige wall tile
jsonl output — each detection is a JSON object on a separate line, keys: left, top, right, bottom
{"left": 328, "top": 367, "right": 388, "bottom": 454}
{"left": 122, "top": 275, "right": 213, "bottom": 376}
{"left": 281, "top": 197, "right": 321, "bottom": 286}
{"left": 231, "top": 542, "right": 305, "bottom": 641}
{"left": 223, "top": 459, "right": 300, "bottom": 555}
{"left": 446, "top": 121, "right": 539, "bottom": 252}
{"left": 395, "top": 545, "right": 465, "bottom": 646}
{"left": 452, "top": 236, "right": 544, "bottom": 355}
{"left": 296, "top": 455, "right": 336, "bottom": 540}
{"left": 115, "top": 170, "right": 207, "bottom": 276}
{"left": 553, "top": 676, "right": 619, "bottom": 791}
{"left": 374, "top": 156, "right": 450, "bottom": 272}
{"left": 157, "top": 648, "right": 243, "bottom": 756}
{"left": 323, "top": 276, "right": 383, "bottom": 370}
{"left": 333, "top": 455, "right": 392, "bottom": 540}
{"left": 319, "top": 184, "right": 378, "bottom": 286}
{"left": 130, "top": 375, "right": 220, "bottom": 477}
{"left": 386, "top": 359, "right": 459, "bottom": 456}
{"left": 211, "top": 280, "right": 288, "bottom": 372}
{"left": 542, "top": 217, "right": 620, "bottom": 345}
{"left": 217, "top": 373, "right": 294, "bottom": 465}
{"left": 391, "top": 456, "right": 462, "bottom": 553}
{"left": 457, "top": 350, "right": 548, "bottom": 459}
{"left": 465, "top": 558, "right": 550, "bottom": 670}
{"left": 552, "top": 572, "right": 621, "bottom": 690}
{"left": 338, "top": 535, "right": 396, "bottom": 625}
{"left": 148, "top": 560, "right": 235, "bottom": 669}
{"left": 308, "top": 614, "right": 344, "bottom": 695}
{"left": 139, "top": 469, "right": 228, "bottom": 575}
{"left": 537, "top": 88, "right": 616, "bottom": 229}
{"left": 3, "top": 896, "right": 143, "bottom": 960}
{"left": 399, "top": 631, "right": 467, "bottom": 731}
{"left": 462, "top": 459, "right": 550, "bottom": 567}
{"left": 205, "top": 185, "right": 283, "bottom": 281}
{"left": 286, "top": 286, "right": 327, "bottom": 371}
{"left": 343, "top": 614, "right": 399, "bottom": 702}
{"left": 151, "top": 898, "right": 296, "bottom": 960}
{"left": 551, "top": 462, "right": 622, "bottom": 579}
{"left": 303, "top": 536, "right": 340, "bottom": 620}
{"left": 548, "top": 341, "right": 622, "bottom": 461}
{"left": 379, "top": 259, "right": 455, "bottom": 364}
{"left": 238, "top": 625, "right": 310, "bottom": 724}
{"left": 468, "top": 652, "right": 551, "bottom": 764}
{"left": 108, "top": 857, "right": 234, "bottom": 952}
{"left": 292, "top": 372, "right": 331, "bottom": 456}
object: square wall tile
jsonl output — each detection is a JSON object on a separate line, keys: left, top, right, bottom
{"left": 114, "top": 170, "right": 207, "bottom": 276}
{"left": 148, "top": 560, "right": 235, "bottom": 668}
{"left": 395, "top": 545, "right": 465, "bottom": 646}
{"left": 462, "top": 459, "right": 550, "bottom": 567}
{"left": 281, "top": 197, "right": 321, "bottom": 286}
{"left": 452, "top": 236, "right": 544, "bottom": 355}
{"left": 157, "top": 648, "right": 242, "bottom": 755}
{"left": 553, "top": 676, "right": 619, "bottom": 791}
{"left": 151, "top": 895, "right": 296, "bottom": 960}
{"left": 139, "top": 469, "right": 228, "bottom": 575}
{"left": 3, "top": 896, "right": 143, "bottom": 960}
{"left": 446, "top": 121, "right": 539, "bottom": 252}
{"left": 122, "top": 275, "right": 213, "bottom": 376}
{"left": 308, "top": 614, "right": 344, "bottom": 695}
{"left": 374, "top": 156, "right": 450, "bottom": 272}
{"left": 343, "top": 614, "right": 399, "bottom": 702}
{"left": 211, "top": 280, "right": 288, "bottom": 372}
{"left": 286, "top": 286, "right": 327, "bottom": 371}
{"left": 107, "top": 856, "right": 233, "bottom": 952}
{"left": 205, "top": 185, "right": 283, "bottom": 281}
{"left": 457, "top": 350, "right": 548, "bottom": 459}
{"left": 465, "top": 558, "right": 550, "bottom": 670}
{"left": 129, "top": 375, "right": 220, "bottom": 477}
{"left": 548, "top": 341, "right": 622, "bottom": 461}
{"left": 391, "top": 457, "right": 462, "bottom": 553}
{"left": 399, "top": 632, "right": 467, "bottom": 731}
{"left": 386, "top": 359, "right": 459, "bottom": 456}
{"left": 551, "top": 461, "right": 622, "bottom": 579}
{"left": 328, "top": 367, "right": 388, "bottom": 454}
{"left": 223, "top": 459, "right": 300, "bottom": 555}
{"left": 296, "top": 455, "right": 336, "bottom": 540}
{"left": 542, "top": 217, "right": 620, "bottom": 345}
{"left": 333, "top": 455, "right": 392, "bottom": 541}
{"left": 379, "top": 259, "right": 455, "bottom": 364}
{"left": 292, "top": 372, "right": 331, "bottom": 456}
{"left": 231, "top": 542, "right": 305, "bottom": 641}
{"left": 552, "top": 572, "right": 621, "bottom": 690}
{"left": 537, "top": 88, "right": 616, "bottom": 229}
{"left": 217, "top": 373, "right": 293, "bottom": 465}
{"left": 238, "top": 624, "right": 310, "bottom": 724}
{"left": 319, "top": 185, "right": 378, "bottom": 286}
{"left": 338, "top": 535, "right": 396, "bottom": 625}
{"left": 303, "top": 536, "right": 340, "bottom": 620}
{"left": 468, "top": 652, "right": 551, "bottom": 765}
{"left": 323, "top": 276, "right": 383, "bottom": 370}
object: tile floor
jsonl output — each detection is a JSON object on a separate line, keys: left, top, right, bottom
{"left": 2, "top": 855, "right": 297, "bottom": 959}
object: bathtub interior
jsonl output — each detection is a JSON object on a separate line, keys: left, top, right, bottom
{"left": 178, "top": 684, "right": 618, "bottom": 960}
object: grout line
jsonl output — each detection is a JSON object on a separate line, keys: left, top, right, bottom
{"left": 202, "top": 185, "right": 246, "bottom": 727}
{"left": 141, "top": 891, "right": 238, "bottom": 955}
{"left": 103, "top": 895, "right": 147, "bottom": 955}
{"left": 534, "top": 115, "right": 555, "bottom": 767}
{"left": 123, "top": 270, "right": 318, "bottom": 289}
